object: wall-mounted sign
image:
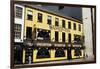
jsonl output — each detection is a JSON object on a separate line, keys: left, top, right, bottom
{"left": 49, "top": 25, "right": 70, "bottom": 32}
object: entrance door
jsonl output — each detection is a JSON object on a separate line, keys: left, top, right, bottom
{"left": 68, "top": 33, "right": 71, "bottom": 43}
{"left": 67, "top": 48, "right": 72, "bottom": 60}
{"left": 25, "top": 48, "right": 33, "bottom": 64}
{"left": 14, "top": 45, "right": 23, "bottom": 64}
{"left": 26, "top": 27, "right": 32, "bottom": 39}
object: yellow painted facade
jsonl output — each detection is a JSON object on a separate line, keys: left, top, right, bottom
{"left": 24, "top": 7, "right": 83, "bottom": 42}
{"left": 22, "top": 6, "right": 84, "bottom": 62}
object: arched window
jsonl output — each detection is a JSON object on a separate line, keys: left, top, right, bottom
{"left": 37, "top": 47, "right": 50, "bottom": 58}
{"left": 55, "top": 48, "right": 65, "bottom": 57}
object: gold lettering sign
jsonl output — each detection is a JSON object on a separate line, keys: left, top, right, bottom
{"left": 54, "top": 44, "right": 65, "bottom": 47}
{"left": 49, "top": 25, "right": 70, "bottom": 32}
{"left": 73, "top": 45, "right": 81, "bottom": 47}
{"left": 37, "top": 43, "right": 51, "bottom": 46}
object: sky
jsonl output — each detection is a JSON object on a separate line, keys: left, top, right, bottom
{"left": 40, "top": 5, "right": 82, "bottom": 21}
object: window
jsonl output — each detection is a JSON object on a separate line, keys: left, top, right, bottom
{"left": 74, "top": 35, "right": 81, "bottom": 43}
{"left": 55, "top": 48, "right": 65, "bottom": 57}
{"left": 47, "top": 16, "right": 52, "bottom": 25}
{"left": 79, "top": 24, "right": 81, "bottom": 31}
{"left": 55, "top": 18, "right": 59, "bottom": 26}
{"left": 55, "top": 31, "right": 59, "bottom": 42}
{"left": 68, "top": 21, "right": 71, "bottom": 29}
{"left": 37, "top": 29, "right": 50, "bottom": 40}
{"left": 62, "top": 20, "right": 65, "bottom": 28}
{"left": 15, "top": 6, "right": 22, "bottom": 18}
{"left": 27, "top": 10, "right": 33, "bottom": 21}
{"left": 73, "top": 23, "right": 76, "bottom": 30}
{"left": 68, "top": 33, "right": 71, "bottom": 43}
{"left": 14, "top": 24, "right": 22, "bottom": 39}
{"left": 62, "top": 32, "right": 65, "bottom": 42}
{"left": 37, "top": 47, "right": 50, "bottom": 58}
{"left": 74, "top": 49, "right": 81, "bottom": 56}
{"left": 38, "top": 13, "right": 42, "bottom": 22}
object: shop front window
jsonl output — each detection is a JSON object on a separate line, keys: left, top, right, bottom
{"left": 74, "top": 49, "right": 81, "bottom": 56}
{"left": 55, "top": 48, "right": 65, "bottom": 57}
{"left": 37, "top": 47, "right": 50, "bottom": 58}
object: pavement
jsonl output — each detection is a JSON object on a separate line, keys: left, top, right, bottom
{"left": 14, "top": 56, "right": 95, "bottom": 67}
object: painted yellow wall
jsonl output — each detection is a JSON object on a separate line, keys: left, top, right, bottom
{"left": 24, "top": 7, "right": 83, "bottom": 43}
{"left": 22, "top": 49, "right": 25, "bottom": 63}
{"left": 23, "top": 7, "right": 84, "bottom": 62}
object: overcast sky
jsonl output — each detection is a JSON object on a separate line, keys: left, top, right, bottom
{"left": 41, "top": 5, "right": 82, "bottom": 21}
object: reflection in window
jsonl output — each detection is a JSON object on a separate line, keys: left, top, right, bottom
{"left": 37, "top": 47, "right": 50, "bottom": 58}
{"left": 55, "top": 48, "right": 65, "bottom": 57}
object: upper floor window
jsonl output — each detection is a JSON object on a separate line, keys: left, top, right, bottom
{"left": 55, "top": 18, "right": 59, "bottom": 26}
{"left": 68, "top": 21, "right": 71, "bottom": 29}
{"left": 27, "top": 10, "right": 33, "bottom": 21}
{"left": 15, "top": 6, "right": 22, "bottom": 18}
{"left": 14, "top": 24, "right": 22, "bottom": 39}
{"left": 38, "top": 13, "right": 42, "bottom": 22}
{"left": 79, "top": 24, "right": 81, "bottom": 31}
{"left": 62, "top": 20, "right": 65, "bottom": 28}
{"left": 73, "top": 23, "right": 76, "bottom": 30}
{"left": 47, "top": 16, "right": 52, "bottom": 25}
{"left": 55, "top": 31, "right": 59, "bottom": 42}
{"left": 62, "top": 32, "right": 65, "bottom": 42}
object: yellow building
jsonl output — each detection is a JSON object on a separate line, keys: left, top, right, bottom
{"left": 22, "top": 5, "right": 85, "bottom": 63}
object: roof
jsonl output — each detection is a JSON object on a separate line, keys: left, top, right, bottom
{"left": 20, "top": 4, "right": 82, "bottom": 23}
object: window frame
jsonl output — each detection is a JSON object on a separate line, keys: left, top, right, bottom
{"left": 68, "top": 21, "right": 71, "bottom": 29}
{"left": 55, "top": 18, "right": 59, "bottom": 26}
{"left": 62, "top": 20, "right": 65, "bottom": 28}
{"left": 73, "top": 23, "right": 76, "bottom": 30}
{"left": 38, "top": 13, "right": 43, "bottom": 22}
{"left": 27, "top": 10, "right": 33, "bottom": 21}
{"left": 47, "top": 15, "right": 52, "bottom": 25}
{"left": 15, "top": 6, "right": 23, "bottom": 19}
{"left": 79, "top": 24, "right": 81, "bottom": 31}
{"left": 14, "top": 24, "right": 22, "bottom": 39}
